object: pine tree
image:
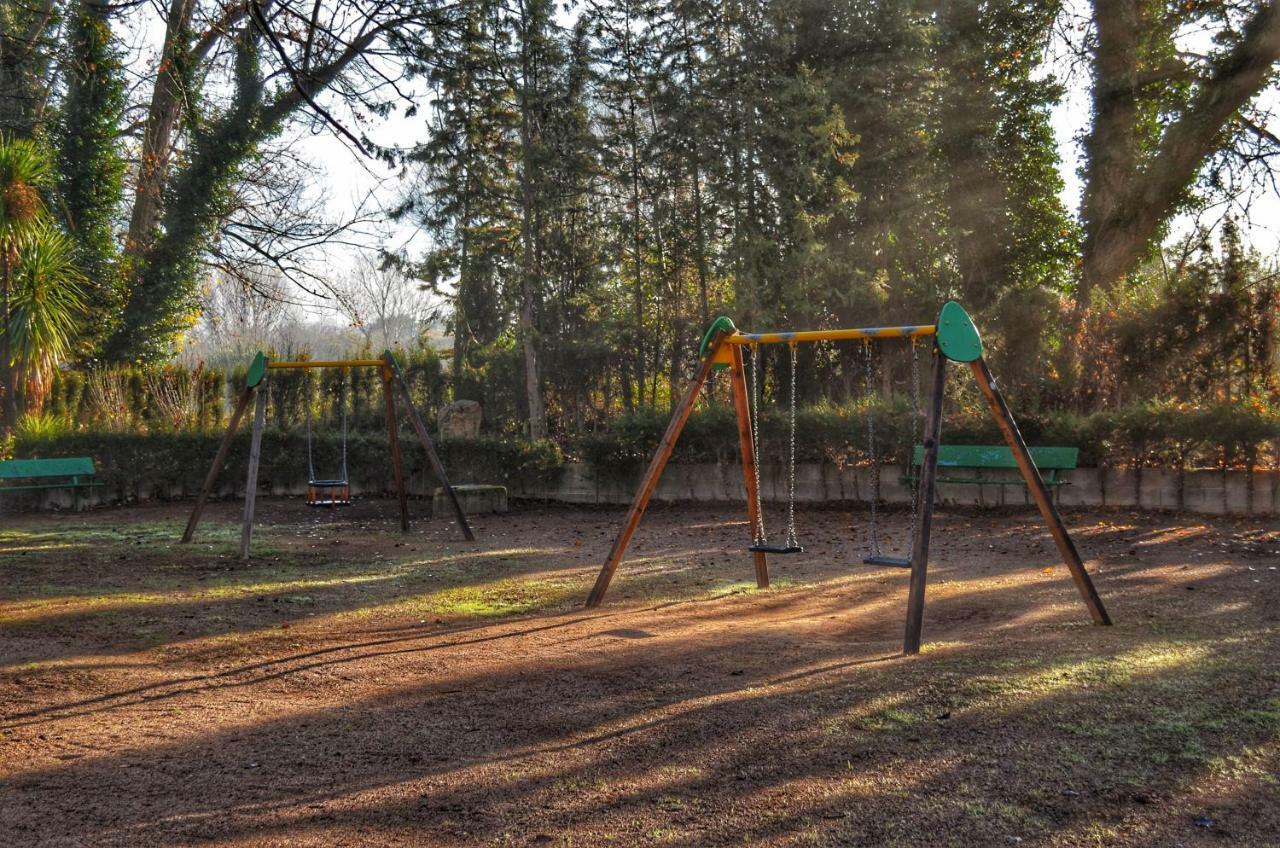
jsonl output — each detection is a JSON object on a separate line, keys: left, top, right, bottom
{"left": 57, "top": 0, "right": 127, "bottom": 360}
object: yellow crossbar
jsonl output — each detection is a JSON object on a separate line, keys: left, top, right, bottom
{"left": 265, "top": 359, "right": 386, "bottom": 370}
{"left": 725, "top": 325, "right": 936, "bottom": 345}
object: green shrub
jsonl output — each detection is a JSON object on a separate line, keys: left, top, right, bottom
{"left": 576, "top": 398, "right": 1280, "bottom": 476}
{"left": 16, "top": 412, "right": 71, "bottom": 440}
{"left": 10, "top": 430, "right": 563, "bottom": 502}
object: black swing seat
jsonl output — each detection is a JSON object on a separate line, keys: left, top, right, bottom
{"left": 749, "top": 543, "right": 804, "bottom": 554}
{"left": 863, "top": 554, "right": 912, "bottom": 568}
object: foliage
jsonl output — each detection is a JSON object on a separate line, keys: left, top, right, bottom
{"left": 577, "top": 398, "right": 1280, "bottom": 477}
{"left": 9, "top": 223, "right": 86, "bottom": 401}
{"left": 56, "top": 1, "right": 127, "bottom": 358}
{"left": 14, "top": 411, "right": 70, "bottom": 440}
{"left": 9, "top": 429, "right": 564, "bottom": 501}
{"left": 0, "top": 134, "right": 85, "bottom": 430}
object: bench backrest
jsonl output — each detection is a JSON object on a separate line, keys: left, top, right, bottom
{"left": 911, "top": 445, "right": 1078, "bottom": 470}
{"left": 0, "top": 457, "right": 96, "bottom": 480}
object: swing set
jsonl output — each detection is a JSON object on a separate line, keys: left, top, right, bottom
{"left": 180, "top": 351, "right": 475, "bottom": 559}
{"left": 585, "top": 301, "right": 1111, "bottom": 654}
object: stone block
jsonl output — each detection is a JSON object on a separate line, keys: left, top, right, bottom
{"left": 438, "top": 400, "right": 482, "bottom": 439}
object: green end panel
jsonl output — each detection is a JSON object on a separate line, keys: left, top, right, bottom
{"left": 246, "top": 352, "right": 268, "bottom": 388}
{"left": 698, "top": 316, "right": 737, "bottom": 369}
{"left": 912, "top": 445, "right": 1079, "bottom": 470}
{"left": 935, "top": 301, "right": 983, "bottom": 362}
{"left": 0, "top": 456, "right": 95, "bottom": 479}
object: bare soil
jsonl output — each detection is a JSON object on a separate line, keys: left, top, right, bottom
{"left": 1, "top": 498, "right": 1278, "bottom": 847}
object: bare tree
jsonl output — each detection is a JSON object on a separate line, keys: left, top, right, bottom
{"left": 189, "top": 268, "right": 299, "bottom": 368}
{"left": 332, "top": 252, "right": 437, "bottom": 352}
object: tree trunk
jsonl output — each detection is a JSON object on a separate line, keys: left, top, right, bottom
{"left": 1079, "top": 0, "right": 1280, "bottom": 304}
{"left": 518, "top": 9, "right": 546, "bottom": 440}
{"left": 124, "top": 0, "right": 196, "bottom": 262}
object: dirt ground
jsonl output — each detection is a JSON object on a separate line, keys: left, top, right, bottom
{"left": 1, "top": 497, "right": 1278, "bottom": 847}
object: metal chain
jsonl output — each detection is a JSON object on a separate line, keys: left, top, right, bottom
{"left": 748, "top": 344, "right": 768, "bottom": 545}
{"left": 863, "top": 341, "right": 881, "bottom": 557}
{"left": 785, "top": 342, "right": 799, "bottom": 548}
{"left": 903, "top": 341, "right": 923, "bottom": 560}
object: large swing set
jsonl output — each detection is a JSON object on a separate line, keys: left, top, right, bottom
{"left": 585, "top": 301, "right": 1111, "bottom": 654}
{"left": 180, "top": 351, "right": 475, "bottom": 559}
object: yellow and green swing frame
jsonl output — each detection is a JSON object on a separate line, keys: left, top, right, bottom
{"left": 586, "top": 301, "right": 1110, "bottom": 654}
{"left": 180, "top": 351, "right": 475, "bottom": 560}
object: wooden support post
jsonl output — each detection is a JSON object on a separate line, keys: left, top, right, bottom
{"left": 969, "top": 357, "right": 1111, "bottom": 626}
{"left": 903, "top": 348, "right": 947, "bottom": 655}
{"left": 586, "top": 331, "right": 728, "bottom": 607}
{"left": 182, "top": 386, "right": 255, "bottom": 543}
{"left": 383, "top": 372, "right": 411, "bottom": 533}
{"left": 239, "top": 386, "right": 267, "bottom": 560}
{"left": 389, "top": 363, "right": 475, "bottom": 541}
{"left": 728, "top": 345, "right": 768, "bottom": 588}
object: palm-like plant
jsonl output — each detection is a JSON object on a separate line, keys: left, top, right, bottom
{"left": 11, "top": 223, "right": 85, "bottom": 405}
{"left": 0, "top": 135, "right": 80, "bottom": 431}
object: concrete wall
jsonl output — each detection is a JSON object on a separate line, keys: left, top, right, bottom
{"left": 11, "top": 462, "right": 1280, "bottom": 516}
{"left": 517, "top": 462, "right": 1280, "bottom": 517}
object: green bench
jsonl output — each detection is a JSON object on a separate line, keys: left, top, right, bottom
{"left": 0, "top": 457, "right": 100, "bottom": 504}
{"left": 905, "top": 445, "right": 1078, "bottom": 489}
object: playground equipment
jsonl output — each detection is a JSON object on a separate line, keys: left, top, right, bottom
{"left": 305, "top": 383, "right": 351, "bottom": 506}
{"left": 181, "top": 351, "right": 475, "bottom": 559}
{"left": 584, "top": 301, "right": 1111, "bottom": 654}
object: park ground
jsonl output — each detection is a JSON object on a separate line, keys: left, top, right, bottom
{"left": 1, "top": 498, "right": 1278, "bottom": 847}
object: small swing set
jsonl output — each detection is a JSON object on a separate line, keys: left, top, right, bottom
{"left": 585, "top": 301, "right": 1111, "bottom": 654}
{"left": 180, "top": 351, "right": 475, "bottom": 559}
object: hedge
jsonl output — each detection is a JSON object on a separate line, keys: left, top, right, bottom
{"left": 10, "top": 431, "right": 563, "bottom": 504}
{"left": 574, "top": 399, "right": 1280, "bottom": 479}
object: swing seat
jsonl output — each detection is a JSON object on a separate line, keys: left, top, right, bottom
{"left": 863, "top": 554, "right": 912, "bottom": 568}
{"left": 307, "top": 479, "right": 351, "bottom": 507}
{"left": 749, "top": 543, "right": 804, "bottom": 554}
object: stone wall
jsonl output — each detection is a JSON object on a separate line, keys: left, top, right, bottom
{"left": 517, "top": 463, "right": 1280, "bottom": 516}
{"left": 10, "top": 462, "right": 1280, "bottom": 516}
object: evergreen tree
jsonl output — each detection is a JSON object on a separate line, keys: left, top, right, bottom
{"left": 397, "top": 0, "right": 520, "bottom": 387}
{"left": 56, "top": 0, "right": 127, "bottom": 359}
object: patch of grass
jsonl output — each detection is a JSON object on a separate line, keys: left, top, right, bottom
{"left": 369, "top": 575, "right": 584, "bottom": 619}
{"left": 1240, "top": 699, "right": 1280, "bottom": 732}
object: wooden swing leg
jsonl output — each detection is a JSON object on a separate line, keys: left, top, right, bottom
{"left": 239, "top": 386, "right": 268, "bottom": 561}
{"left": 903, "top": 348, "right": 946, "bottom": 655}
{"left": 728, "top": 345, "right": 768, "bottom": 587}
{"left": 383, "top": 373, "right": 410, "bottom": 533}
{"left": 586, "top": 331, "right": 729, "bottom": 608}
{"left": 969, "top": 357, "right": 1111, "bottom": 626}
{"left": 389, "top": 364, "right": 475, "bottom": 541}
{"left": 182, "top": 385, "right": 254, "bottom": 543}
